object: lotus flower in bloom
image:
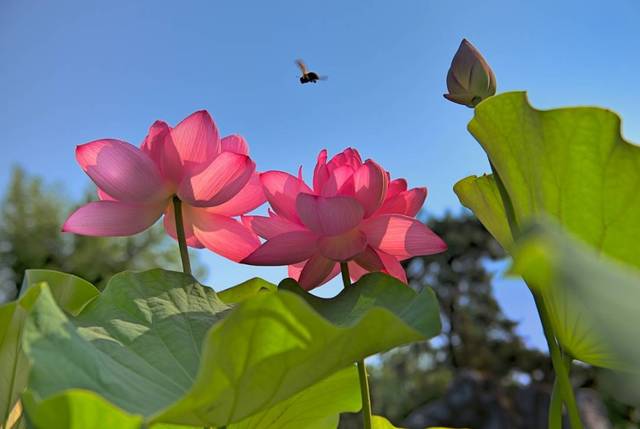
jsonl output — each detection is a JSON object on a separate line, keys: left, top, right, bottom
{"left": 63, "top": 110, "right": 265, "bottom": 262}
{"left": 242, "top": 148, "right": 447, "bottom": 289}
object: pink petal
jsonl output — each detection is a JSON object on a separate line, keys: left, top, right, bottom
{"left": 242, "top": 214, "right": 305, "bottom": 239}
{"left": 361, "top": 214, "right": 447, "bottom": 260}
{"left": 296, "top": 194, "right": 364, "bottom": 236}
{"left": 313, "top": 149, "right": 330, "bottom": 193}
{"left": 298, "top": 254, "right": 338, "bottom": 290}
{"left": 221, "top": 134, "right": 249, "bottom": 155}
{"left": 170, "top": 110, "right": 220, "bottom": 171}
{"left": 327, "top": 148, "right": 362, "bottom": 172}
{"left": 353, "top": 160, "right": 388, "bottom": 217}
{"left": 163, "top": 204, "right": 204, "bottom": 248}
{"left": 321, "top": 165, "right": 355, "bottom": 197}
{"left": 288, "top": 261, "right": 306, "bottom": 280}
{"left": 62, "top": 200, "right": 166, "bottom": 236}
{"left": 191, "top": 211, "right": 260, "bottom": 262}
{"left": 241, "top": 231, "right": 317, "bottom": 265}
{"left": 141, "top": 120, "right": 183, "bottom": 186}
{"left": 348, "top": 261, "right": 369, "bottom": 282}
{"left": 386, "top": 178, "right": 407, "bottom": 200}
{"left": 350, "top": 247, "right": 407, "bottom": 283}
{"left": 205, "top": 173, "right": 265, "bottom": 216}
{"left": 260, "top": 171, "right": 312, "bottom": 223}
{"left": 376, "top": 249, "right": 408, "bottom": 283}
{"left": 77, "top": 139, "right": 166, "bottom": 203}
{"left": 353, "top": 245, "right": 385, "bottom": 271}
{"left": 376, "top": 187, "right": 427, "bottom": 217}
{"left": 178, "top": 151, "right": 255, "bottom": 207}
{"left": 97, "top": 187, "right": 116, "bottom": 201}
{"left": 289, "top": 260, "right": 341, "bottom": 289}
{"left": 317, "top": 228, "right": 367, "bottom": 261}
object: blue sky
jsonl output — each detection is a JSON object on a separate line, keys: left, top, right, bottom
{"left": 2, "top": 0, "right": 639, "bottom": 350}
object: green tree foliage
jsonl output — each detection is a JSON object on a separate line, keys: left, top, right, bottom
{"left": 368, "top": 212, "right": 551, "bottom": 423}
{"left": 0, "top": 166, "right": 202, "bottom": 301}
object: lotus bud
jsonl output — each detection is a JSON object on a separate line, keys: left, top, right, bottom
{"left": 444, "top": 39, "right": 496, "bottom": 108}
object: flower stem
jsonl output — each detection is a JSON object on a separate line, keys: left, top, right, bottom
{"left": 548, "top": 378, "right": 563, "bottom": 429}
{"left": 489, "top": 161, "right": 583, "bottom": 429}
{"left": 172, "top": 196, "right": 192, "bottom": 276}
{"left": 534, "top": 292, "right": 583, "bottom": 429}
{"left": 340, "top": 262, "right": 373, "bottom": 429}
{"left": 340, "top": 261, "right": 351, "bottom": 289}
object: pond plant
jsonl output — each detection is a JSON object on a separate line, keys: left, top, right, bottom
{"left": 1, "top": 39, "right": 639, "bottom": 429}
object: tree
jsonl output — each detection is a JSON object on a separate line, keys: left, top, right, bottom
{"left": 0, "top": 166, "right": 203, "bottom": 302}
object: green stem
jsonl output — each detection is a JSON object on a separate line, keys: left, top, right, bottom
{"left": 548, "top": 378, "right": 563, "bottom": 429}
{"left": 489, "top": 161, "right": 583, "bottom": 428}
{"left": 357, "top": 358, "right": 373, "bottom": 429}
{"left": 172, "top": 197, "right": 201, "bottom": 427}
{"left": 172, "top": 196, "right": 192, "bottom": 276}
{"left": 340, "top": 261, "right": 351, "bottom": 289}
{"left": 534, "top": 293, "right": 583, "bottom": 429}
{"left": 340, "top": 262, "right": 373, "bottom": 429}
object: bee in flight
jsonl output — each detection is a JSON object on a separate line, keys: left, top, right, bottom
{"left": 296, "top": 59, "right": 327, "bottom": 84}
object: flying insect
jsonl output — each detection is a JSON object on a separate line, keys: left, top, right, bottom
{"left": 296, "top": 59, "right": 327, "bottom": 84}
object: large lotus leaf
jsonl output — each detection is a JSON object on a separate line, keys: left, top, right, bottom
{"left": 23, "top": 270, "right": 440, "bottom": 427}
{"left": 20, "top": 270, "right": 99, "bottom": 315}
{"left": 23, "top": 270, "right": 229, "bottom": 422}
{"left": 227, "top": 366, "right": 360, "bottom": 429}
{"left": 0, "top": 270, "right": 99, "bottom": 427}
{"left": 279, "top": 273, "right": 440, "bottom": 336}
{"left": 22, "top": 366, "right": 360, "bottom": 429}
{"left": 454, "top": 91, "right": 640, "bottom": 270}
{"left": 510, "top": 219, "right": 640, "bottom": 372}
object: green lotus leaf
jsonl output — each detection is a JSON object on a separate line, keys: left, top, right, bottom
{"left": 454, "top": 91, "right": 640, "bottom": 270}
{"left": 371, "top": 415, "right": 405, "bottom": 428}
{"left": 21, "top": 390, "right": 143, "bottom": 429}
{"left": 279, "top": 273, "right": 440, "bottom": 338}
{"left": 510, "top": 219, "right": 640, "bottom": 372}
{"left": 23, "top": 270, "right": 228, "bottom": 423}
{"left": 1, "top": 270, "right": 99, "bottom": 427}
{"left": 226, "top": 365, "right": 360, "bottom": 429}
{"left": 22, "top": 270, "right": 440, "bottom": 427}
{"left": 217, "top": 277, "right": 276, "bottom": 304}
{"left": 20, "top": 270, "right": 99, "bottom": 315}
{"left": 22, "top": 366, "right": 360, "bottom": 429}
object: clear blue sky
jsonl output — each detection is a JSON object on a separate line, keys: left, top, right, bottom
{"left": 2, "top": 0, "right": 639, "bottom": 350}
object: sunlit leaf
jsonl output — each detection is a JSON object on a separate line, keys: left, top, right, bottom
{"left": 0, "top": 270, "right": 98, "bottom": 427}
{"left": 454, "top": 91, "right": 640, "bottom": 270}
{"left": 279, "top": 273, "right": 440, "bottom": 338}
{"left": 227, "top": 366, "right": 360, "bottom": 429}
{"left": 20, "top": 270, "right": 99, "bottom": 315}
{"left": 510, "top": 219, "right": 640, "bottom": 372}
{"left": 23, "top": 367, "right": 360, "bottom": 429}
{"left": 22, "top": 270, "right": 440, "bottom": 427}
{"left": 22, "top": 390, "right": 143, "bottom": 429}
{"left": 217, "top": 277, "right": 276, "bottom": 304}
{"left": 371, "top": 415, "right": 405, "bottom": 428}
{"left": 23, "top": 270, "right": 228, "bottom": 422}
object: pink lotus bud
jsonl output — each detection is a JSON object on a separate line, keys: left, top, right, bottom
{"left": 444, "top": 39, "right": 496, "bottom": 108}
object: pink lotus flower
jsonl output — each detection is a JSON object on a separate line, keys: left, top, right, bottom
{"left": 63, "top": 110, "right": 265, "bottom": 262}
{"left": 242, "top": 148, "right": 447, "bottom": 289}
